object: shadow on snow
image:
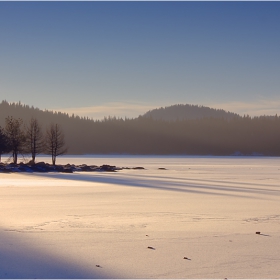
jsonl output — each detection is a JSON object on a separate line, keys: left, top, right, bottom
{"left": 0, "top": 229, "right": 113, "bottom": 279}
{"left": 29, "top": 171, "right": 280, "bottom": 199}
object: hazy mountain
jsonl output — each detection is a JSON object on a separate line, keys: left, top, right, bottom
{"left": 142, "top": 104, "right": 240, "bottom": 121}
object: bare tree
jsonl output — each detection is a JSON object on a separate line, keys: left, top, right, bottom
{"left": 5, "top": 116, "right": 25, "bottom": 164}
{"left": 25, "top": 117, "right": 44, "bottom": 163}
{"left": 45, "top": 123, "right": 67, "bottom": 165}
{"left": 0, "top": 126, "right": 10, "bottom": 163}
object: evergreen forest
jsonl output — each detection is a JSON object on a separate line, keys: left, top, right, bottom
{"left": 1, "top": 100, "right": 280, "bottom": 156}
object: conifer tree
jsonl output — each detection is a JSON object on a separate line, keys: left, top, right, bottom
{"left": 0, "top": 126, "right": 10, "bottom": 162}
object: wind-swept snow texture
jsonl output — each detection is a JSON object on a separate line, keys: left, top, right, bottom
{"left": 1, "top": 156, "right": 280, "bottom": 278}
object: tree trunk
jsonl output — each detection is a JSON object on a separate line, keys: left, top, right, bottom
{"left": 52, "top": 155, "right": 56, "bottom": 165}
{"left": 13, "top": 152, "right": 18, "bottom": 164}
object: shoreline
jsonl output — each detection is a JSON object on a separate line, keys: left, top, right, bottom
{"left": 0, "top": 162, "right": 145, "bottom": 174}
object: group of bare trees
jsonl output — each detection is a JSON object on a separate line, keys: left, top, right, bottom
{"left": 0, "top": 116, "right": 67, "bottom": 165}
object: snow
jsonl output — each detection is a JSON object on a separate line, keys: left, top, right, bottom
{"left": 1, "top": 156, "right": 280, "bottom": 278}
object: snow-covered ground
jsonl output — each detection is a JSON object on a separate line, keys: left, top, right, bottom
{"left": 1, "top": 156, "right": 280, "bottom": 278}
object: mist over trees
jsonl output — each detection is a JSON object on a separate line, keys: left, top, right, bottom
{"left": 1, "top": 100, "right": 280, "bottom": 156}
{"left": 0, "top": 126, "right": 10, "bottom": 162}
{"left": 142, "top": 104, "right": 239, "bottom": 121}
{"left": 0, "top": 101, "right": 67, "bottom": 163}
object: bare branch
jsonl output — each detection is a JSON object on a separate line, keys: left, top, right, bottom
{"left": 5, "top": 116, "right": 25, "bottom": 164}
{"left": 45, "top": 123, "right": 67, "bottom": 165}
{"left": 24, "top": 117, "right": 44, "bottom": 163}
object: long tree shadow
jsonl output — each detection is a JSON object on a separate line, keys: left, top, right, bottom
{"left": 0, "top": 229, "right": 114, "bottom": 279}
{"left": 29, "top": 171, "right": 280, "bottom": 199}
{"left": 122, "top": 172, "right": 280, "bottom": 195}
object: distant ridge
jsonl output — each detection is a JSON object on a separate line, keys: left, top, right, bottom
{"left": 1, "top": 100, "right": 280, "bottom": 156}
{"left": 142, "top": 104, "right": 240, "bottom": 121}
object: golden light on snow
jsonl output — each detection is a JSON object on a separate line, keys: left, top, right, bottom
{"left": 1, "top": 156, "right": 280, "bottom": 278}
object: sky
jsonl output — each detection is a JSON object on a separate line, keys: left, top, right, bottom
{"left": 1, "top": 1, "right": 280, "bottom": 119}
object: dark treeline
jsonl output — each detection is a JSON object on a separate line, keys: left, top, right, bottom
{"left": 0, "top": 101, "right": 67, "bottom": 164}
{"left": 1, "top": 100, "right": 280, "bottom": 156}
{"left": 143, "top": 104, "right": 239, "bottom": 121}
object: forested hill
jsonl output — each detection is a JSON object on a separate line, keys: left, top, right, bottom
{"left": 142, "top": 104, "right": 239, "bottom": 120}
{"left": 1, "top": 100, "right": 280, "bottom": 156}
{"left": 0, "top": 100, "right": 91, "bottom": 129}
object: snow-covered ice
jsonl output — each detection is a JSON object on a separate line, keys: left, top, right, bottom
{"left": 1, "top": 156, "right": 280, "bottom": 278}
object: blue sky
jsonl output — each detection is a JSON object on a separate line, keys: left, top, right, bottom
{"left": 1, "top": 1, "right": 280, "bottom": 119}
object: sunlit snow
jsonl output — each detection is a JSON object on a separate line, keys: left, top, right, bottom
{"left": 1, "top": 156, "right": 280, "bottom": 278}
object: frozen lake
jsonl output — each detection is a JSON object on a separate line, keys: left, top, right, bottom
{"left": 1, "top": 155, "right": 280, "bottom": 278}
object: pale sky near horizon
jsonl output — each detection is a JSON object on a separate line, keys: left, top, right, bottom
{"left": 1, "top": 1, "right": 280, "bottom": 119}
